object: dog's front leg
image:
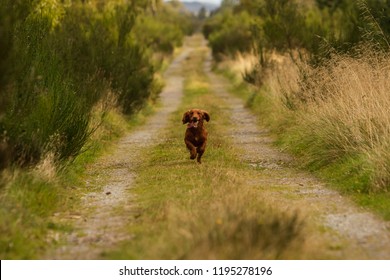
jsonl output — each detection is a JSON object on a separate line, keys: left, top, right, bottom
{"left": 185, "top": 140, "right": 197, "bottom": 160}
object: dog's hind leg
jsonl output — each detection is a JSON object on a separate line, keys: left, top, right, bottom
{"left": 196, "top": 151, "right": 203, "bottom": 163}
{"left": 196, "top": 142, "right": 206, "bottom": 163}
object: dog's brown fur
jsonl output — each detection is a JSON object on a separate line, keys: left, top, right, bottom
{"left": 182, "top": 109, "right": 210, "bottom": 163}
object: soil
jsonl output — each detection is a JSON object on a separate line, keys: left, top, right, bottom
{"left": 45, "top": 37, "right": 390, "bottom": 259}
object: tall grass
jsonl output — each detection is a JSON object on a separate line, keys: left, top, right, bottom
{"left": 224, "top": 46, "right": 390, "bottom": 194}
{"left": 288, "top": 49, "right": 390, "bottom": 192}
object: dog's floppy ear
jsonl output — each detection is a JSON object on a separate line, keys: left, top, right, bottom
{"left": 182, "top": 110, "right": 191, "bottom": 124}
{"left": 202, "top": 110, "right": 210, "bottom": 122}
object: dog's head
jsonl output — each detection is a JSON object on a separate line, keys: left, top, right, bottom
{"left": 182, "top": 109, "right": 210, "bottom": 128}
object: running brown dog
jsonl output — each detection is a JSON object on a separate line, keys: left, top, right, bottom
{"left": 182, "top": 109, "right": 210, "bottom": 163}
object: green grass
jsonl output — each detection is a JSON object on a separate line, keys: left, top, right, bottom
{"left": 317, "top": 157, "right": 390, "bottom": 220}
{"left": 104, "top": 43, "right": 303, "bottom": 260}
{"left": 0, "top": 172, "right": 65, "bottom": 259}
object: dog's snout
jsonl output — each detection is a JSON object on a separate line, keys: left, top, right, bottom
{"left": 192, "top": 117, "right": 198, "bottom": 121}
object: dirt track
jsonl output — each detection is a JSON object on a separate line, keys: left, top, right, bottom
{"left": 45, "top": 47, "right": 191, "bottom": 259}
{"left": 45, "top": 36, "right": 390, "bottom": 259}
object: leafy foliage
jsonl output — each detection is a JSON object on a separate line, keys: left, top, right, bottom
{"left": 134, "top": 2, "right": 194, "bottom": 55}
{"left": 205, "top": 0, "right": 390, "bottom": 61}
{"left": 0, "top": 0, "right": 192, "bottom": 168}
{"left": 203, "top": 8, "right": 255, "bottom": 60}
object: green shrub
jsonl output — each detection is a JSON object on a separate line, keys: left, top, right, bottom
{"left": 134, "top": 3, "right": 194, "bottom": 55}
{"left": 0, "top": 0, "right": 181, "bottom": 168}
{"left": 206, "top": 0, "right": 390, "bottom": 64}
{"left": 204, "top": 9, "right": 255, "bottom": 60}
{"left": 0, "top": 3, "right": 91, "bottom": 166}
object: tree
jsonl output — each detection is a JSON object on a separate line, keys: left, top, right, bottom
{"left": 198, "top": 6, "right": 207, "bottom": 19}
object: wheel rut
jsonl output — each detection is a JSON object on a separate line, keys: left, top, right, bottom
{"left": 45, "top": 47, "right": 191, "bottom": 259}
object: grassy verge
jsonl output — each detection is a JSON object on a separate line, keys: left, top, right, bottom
{"left": 0, "top": 104, "right": 155, "bottom": 259}
{"left": 217, "top": 54, "right": 390, "bottom": 221}
{"left": 105, "top": 42, "right": 302, "bottom": 260}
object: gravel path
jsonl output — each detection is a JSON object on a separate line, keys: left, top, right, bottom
{"left": 45, "top": 47, "right": 191, "bottom": 259}
{"left": 204, "top": 50, "right": 390, "bottom": 259}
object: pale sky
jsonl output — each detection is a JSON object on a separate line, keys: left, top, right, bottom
{"left": 179, "top": 0, "right": 222, "bottom": 5}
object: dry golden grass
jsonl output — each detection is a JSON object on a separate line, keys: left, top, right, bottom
{"left": 34, "top": 152, "right": 58, "bottom": 181}
{"left": 218, "top": 52, "right": 259, "bottom": 79}
{"left": 225, "top": 46, "right": 390, "bottom": 193}
{"left": 294, "top": 51, "right": 390, "bottom": 191}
